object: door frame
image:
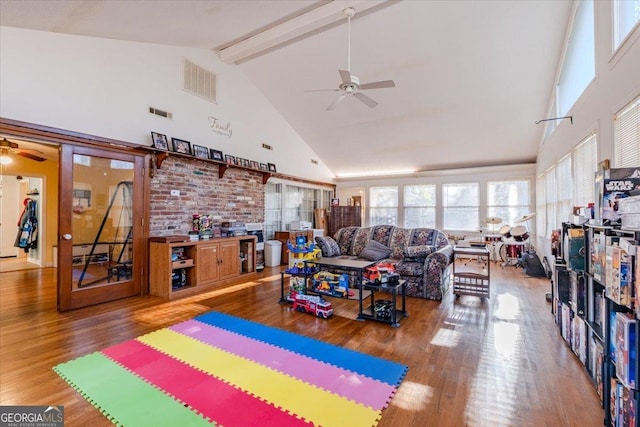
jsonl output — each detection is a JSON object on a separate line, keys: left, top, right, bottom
{"left": 0, "top": 117, "right": 151, "bottom": 310}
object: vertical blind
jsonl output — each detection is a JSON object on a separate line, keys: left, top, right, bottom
{"left": 573, "top": 133, "right": 597, "bottom": 206}
{"left": 614, "top": 96, "right": 640, "bottom": 167}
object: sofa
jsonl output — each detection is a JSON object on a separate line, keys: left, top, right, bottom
{"left": 315, "top": 225, "right": 454, "bottom": 300}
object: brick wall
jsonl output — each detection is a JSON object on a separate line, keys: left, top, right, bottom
{"left": 149, "top": 156, "right": 265, "bottom": 236}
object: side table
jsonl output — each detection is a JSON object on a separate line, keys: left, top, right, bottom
{"left": 452, "top": 246, "right": 490, "bottom": 299}
{"left": 358, "top": 279, "right": 407, "bottom": 327}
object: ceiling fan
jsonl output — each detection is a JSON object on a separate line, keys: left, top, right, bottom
{"left": 305, "top": 7, "right": 396, "bottom": 110}
{"left": 0, "top": 138, "right": 47, "bottom": 162}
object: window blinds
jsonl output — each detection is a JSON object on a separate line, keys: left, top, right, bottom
{"left": 573, "top": 133, "right": 597, "bottom": 206}
{"left": 614, "top": 96, "right": 640, "bottom": 167}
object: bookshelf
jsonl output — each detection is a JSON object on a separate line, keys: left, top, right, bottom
{"left": 553, "top": 222, "right": 638, "bottom": 426}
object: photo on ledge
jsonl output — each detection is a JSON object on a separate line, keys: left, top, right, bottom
{"left": 193, "top": 145, "right": 210, "bottom": 159}
{"left": 171, "top": 138, "right": 191, "bottom": 155}
{"left": 267, "top": 163, "right": 277, "bottom": 173}
{"left": 210, "top": 149, "right": 224, "bottom": 161}
{"left": 259, "top": 163, "right": 268, "bottom": 171}
{"left": 250, "top": 160, "right": 259, "bottom": 169}
{"left": 225, "top": 154, "right": 236, "bottom": 165}
{"left": 150, "top": 132, "right": 169, "bottom": 150}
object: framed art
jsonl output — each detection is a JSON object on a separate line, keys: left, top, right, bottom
{"left": 267, "top": 163, "right": 277, "bottom": 173}
{"left": 250, "top": 160, "right": 259, "bottom": 169}
{"left": 193, "top": 145, "right": 210, "bottom": 159}
{"left": 259, "top": 163, "right": 268, "bottom": 171}
{"left": 210, "top": 149, "right": 224, "bottom": 161}
{"left": 237, "top": 158, "right": 248, "bottom": 167}
{"left": 171, "top": 138, "right": 191, "bottom": 155}
{"left": 225, "top": 154, "right": 236, "bottom": 165}
{"left": 151, "top": 132, "right": 169, "bottom": 150}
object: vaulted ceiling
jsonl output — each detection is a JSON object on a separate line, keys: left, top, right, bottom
{"left": 0, "top": 0, "right": 572, "bottom": 177}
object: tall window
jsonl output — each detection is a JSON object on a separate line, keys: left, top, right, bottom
{"left": 264, "top": 182, "right": 281, "bottom": 239}
{"left": 557, "top": 0, "right": 595, "bottom": 116}
{"left": 404, "top": 184, "right": 436, "bottom": 228}
{"left": 544, "top": 166, "right": 557, "bottom": 238}
{"left": 536, "top": 174, "right": 547, "bottom": 237}
{"left": 369, "top": 186, "right": 398, "bottom": 226}
{"left": 614, "top": 96, "right": 640, "bottom": 167}
{"left": 572, "top": 133, "right": 597, "bottom": 206}
{"left": 284, "top": 185, "right": 318, "bottom": 226}
{"left": 614, "top": 0, "right": 640, "bottom": 49}
{"left": 442, "top": 182, "right": 478, "bottom": 231}
{"left": 487, "top": 180, "right": 530, "bottom": 228}
{"left": 556, "top": 155, "right": 573, "bottom": 224}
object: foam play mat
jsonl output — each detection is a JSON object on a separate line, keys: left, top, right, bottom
{"left": 54, "top": 311, "right": 408, "bottom": 426}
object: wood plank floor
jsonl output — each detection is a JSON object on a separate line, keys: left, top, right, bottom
{"left": 0, "top": 262, "right": 604, "bottom": 426}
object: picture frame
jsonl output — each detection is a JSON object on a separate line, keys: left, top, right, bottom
{"left": 193, "top": 145, "right": 210, "bottom": 159}
{"left": 250, "top": 160, "right": 259, "bottom": 169}
{"left": 267, "top": 163, "right": 277, "bottom": 173}
{"left": 237, "top": 158, "right": 249, "bottom": 168}
{"left": 171, "top": 138, "right": 192, "bottom": 155}
{"left": 150, "top": 132, "right": 169, "bottom": 151}
{"left": 210, "top": 149, "right": 224, "bottom": 161}
{"left": 225, "top": 154, "right": 236, "bottom": 165}
{"left": 259, "top": 163, "right": 268, "bottom": 171}
{"left": 331, "top": 198, "right": 339, "bottom": 207}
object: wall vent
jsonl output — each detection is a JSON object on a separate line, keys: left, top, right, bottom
{"left": 149, "top": 107, "right": 172, "bottom": 119}
{"left": 183, "top": 58, "right": 217, "bottom": 103}
{"left": 311, "top": 159, "right": 318, "bottom": 165}
{"left": 262, "top": 143, "right": 273, "bottom": 150}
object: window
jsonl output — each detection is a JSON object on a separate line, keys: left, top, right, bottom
{"left": 369, "top": 186, "right": 398, "bottom": 226}
{"left": 264, "top": 182, "right": 282, "bottom": 240}
{"left": 487, "top": 180, "right": 530, "bottom": 229}
{"left": 556, "top": 154, "right": 573, "bottom": 225}
{"left": 284, "top": 185, "right": 319, "bottom": 226}
{"left": 614, "top": 0, "right": 640, "bottom": 49}
{"left": 614, "top": 95, "right": 640, "bottom": 167}
{"left": 557, "top": 0, "right": 595, "bottom": 116}
{"left": 544, "top": 166, "right": 557, "bottom": 238}
{"left": 535, "top": 174, "right": 547, "bottom": 237}
{"left": 442, "top": 182, "right": 478, "bottom": 231}
{"left": 572, "top": 133, "right": 597, "bottom": 206}
{"left": 404, "top": 184, "right": 436, "bottom": 228}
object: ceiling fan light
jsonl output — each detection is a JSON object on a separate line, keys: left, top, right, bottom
{"left": 0, "top": 155, "right": 12, "bottom": 165}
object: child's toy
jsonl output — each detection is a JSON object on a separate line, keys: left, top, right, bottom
{"left": 287, "top": 238, "right": 321, "bottom": 269}
{"left": 364, "top": 263, "right": 400, "bottom": 286}
{"left": 311, "top": 271, "right": 350, "bottom": 298}
{"left": 291, "top": 292, "right": 333, "bottom": 319}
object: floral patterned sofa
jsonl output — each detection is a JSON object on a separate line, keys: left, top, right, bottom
{"left": 329, "top": 225, "right": 454, "bottom": 300}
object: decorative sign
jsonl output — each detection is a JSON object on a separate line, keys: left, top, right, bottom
{"left": 208, "top": 116, "right": 233, "bottom": 138}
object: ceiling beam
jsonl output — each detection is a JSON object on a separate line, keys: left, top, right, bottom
{"left": 217, "top": 0, "right": 388, "bottom": 64}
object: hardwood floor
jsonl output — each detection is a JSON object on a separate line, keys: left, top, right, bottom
{"left": 0, "top": 263, "right": 604, "bottom": 426}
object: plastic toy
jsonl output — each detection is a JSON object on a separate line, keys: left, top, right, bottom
{"left": 291, "top": 292, "right": 333, "bottom": 319}
{"left": 364, "top": 263, "right": 400, "bottom": 285}
{"left": 312, "top": 272, "right": 350, "bottom": 298}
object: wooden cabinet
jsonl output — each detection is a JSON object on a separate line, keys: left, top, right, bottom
{"left": 329, "top": 206, "right": 361, "bottom": 237}
{"left": 274, "top": 230, "right": 314, "bottom": 265}
{"left": 149, "top": 236, "right": 255, "bottom": 300}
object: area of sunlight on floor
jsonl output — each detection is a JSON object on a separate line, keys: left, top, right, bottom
{"left": 390, "top": 380, "right": 434, "bottom": 411}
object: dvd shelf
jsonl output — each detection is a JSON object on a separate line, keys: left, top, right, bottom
{"left": 553, "top": 222, "right": 638, "bottom": 426}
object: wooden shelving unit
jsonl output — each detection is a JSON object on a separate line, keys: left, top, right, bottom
{"left": 148, "top": 235, "right": 257, "bottom": 300}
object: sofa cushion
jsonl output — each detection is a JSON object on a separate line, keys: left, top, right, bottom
{"left": 395, "top": 260, "right": 424, "bottom": 276}
{"left": 403, "top": 245, "right": 433, "bottom": 260}
{"left": 359, "top": 240, "right": 392, "bottom": 261}
{"left": 315, "top": 236, "right": 341, "bottom": 257}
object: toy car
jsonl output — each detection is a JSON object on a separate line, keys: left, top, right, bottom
{"left": 291, "top": 292, "right": 333, "bottom": 319}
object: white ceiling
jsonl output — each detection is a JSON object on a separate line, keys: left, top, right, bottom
{"left": 0, "top": 0, "right": 573, "bottom": 177}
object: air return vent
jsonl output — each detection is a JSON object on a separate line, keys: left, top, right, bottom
{"left": 183, "top": 59, "right": 217, "bottom": 103}
{"left": 149, "top": 107, "right": 172, "bottom": 119}
{"left": 262, "top": 143, "right": 273, "bottom": 150}
{"left": 311, "top": 159, "right": 318, "bottom": 165}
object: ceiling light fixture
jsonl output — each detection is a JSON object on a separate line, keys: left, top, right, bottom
{"left": 0, "top": 154, "right": 12, "bottom": 165}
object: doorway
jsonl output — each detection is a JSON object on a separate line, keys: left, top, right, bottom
{"left": 0, "top": 174, "right": 44, "bottom": 272}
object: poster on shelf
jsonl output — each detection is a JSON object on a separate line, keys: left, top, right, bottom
{"left": 602, "top": 178, "right": 640, "bottom": 223}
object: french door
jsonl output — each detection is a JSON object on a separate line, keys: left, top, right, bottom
{"left": 58, "top": 144, "right": 145, "bottom": 311}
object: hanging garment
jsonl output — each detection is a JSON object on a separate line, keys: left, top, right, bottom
{"left": 14, "top": 198, "right": 38, "bottom": 252}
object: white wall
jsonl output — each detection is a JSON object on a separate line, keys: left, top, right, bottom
{"left": 535, "top": 2, "right": 640, "bottom": 262}
{"left": 0, "top": 26, "right": 334, "bottom": 182}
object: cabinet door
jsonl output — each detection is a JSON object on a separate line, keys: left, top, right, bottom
{"left": 197, "top": 244, "right": 219, "bottom": 284}
{"left": 219, "top": 240, "right": 239, "bottom": 279}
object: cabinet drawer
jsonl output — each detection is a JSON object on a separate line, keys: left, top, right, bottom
{"left": 172, "top": 259, "right": 194, "bottom": 269}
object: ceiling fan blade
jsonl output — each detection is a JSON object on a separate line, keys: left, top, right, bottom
{"left": 327, "top": 94, "right": 347, "bottom": 111}
{"left": 354, "top": 92, "right": 378, "bottom": 108}
{"left": 359, "top": 80, "right": 396, "bottom": 90}
{"left": 338, "top": 69, "right": 352, "bottom": 85}
{"left": 304, "top": 88, "right": 340, "bottom": 93}
{"left": 17, "top": 151, "right": 46, "bottom": 162}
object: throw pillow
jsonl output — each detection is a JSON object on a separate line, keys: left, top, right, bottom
{"left": 359, "top": 240, "right": 392, "bottom": 261}
{"left": 315, "top": 236, "right": 341, "bottom": 257}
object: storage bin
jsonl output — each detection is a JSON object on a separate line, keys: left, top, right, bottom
{"left": 264, "top": 240, "right": 282, "bottom": 266}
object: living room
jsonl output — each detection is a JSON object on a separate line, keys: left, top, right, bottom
{"left": 0, "top": 1, "right": 638, "bottom": 426}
